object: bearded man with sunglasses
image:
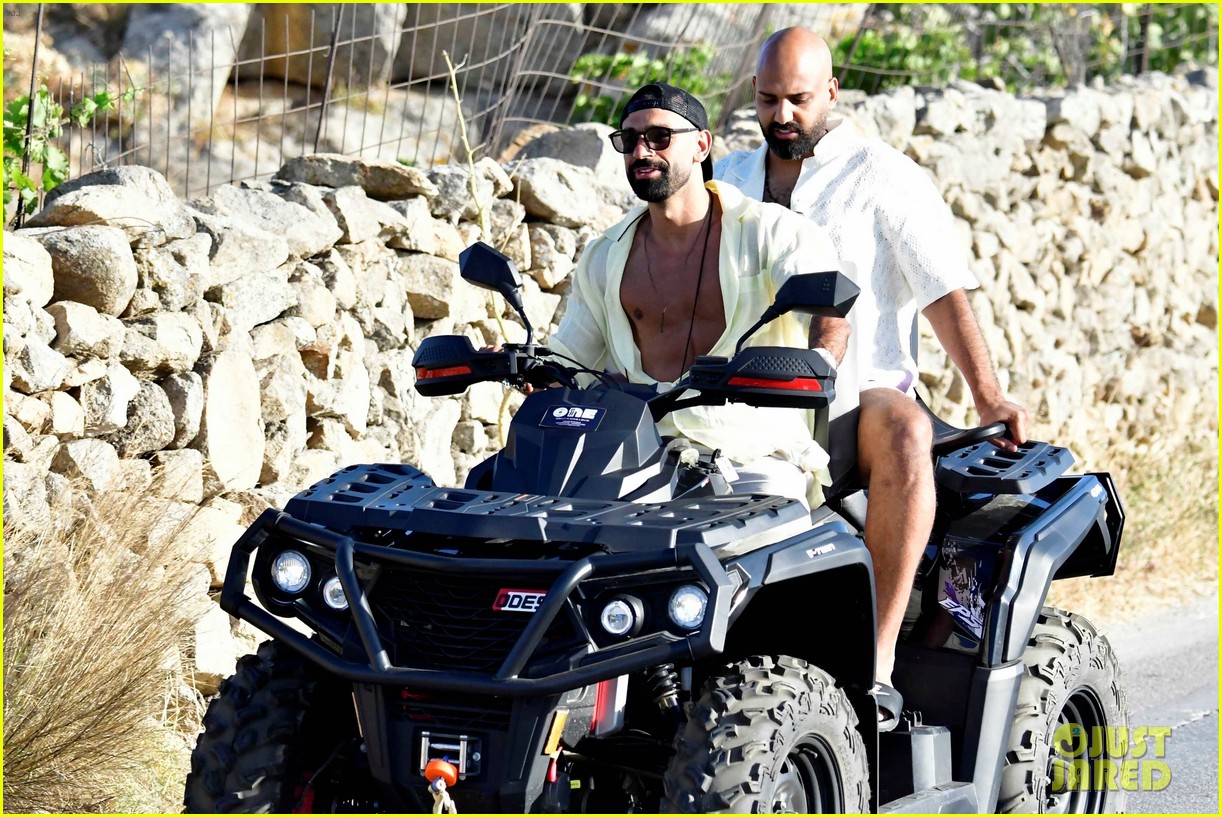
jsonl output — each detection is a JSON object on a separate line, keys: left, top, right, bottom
{"left": 715, "top": 27, "right": 1029, "bottom": 723}
{"left": 548, "top": 82, "right": 844, "bottom": 509}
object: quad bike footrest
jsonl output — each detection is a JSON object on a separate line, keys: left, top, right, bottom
{"left": 936, "top": 440, "right": 1074, "bottom": 495}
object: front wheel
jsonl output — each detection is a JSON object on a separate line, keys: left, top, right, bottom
{"left": 184, "top": 640, "right": 367, "bottom": 813}
{"left": 663, "top": 654, "right": 871, "bottom": 813}
{"left": 998, "top": 608, "right": 1129, "bottom": 813}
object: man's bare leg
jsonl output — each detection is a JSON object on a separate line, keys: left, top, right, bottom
{"left": 856, "top": 388, "right": 934, "bottom": 687}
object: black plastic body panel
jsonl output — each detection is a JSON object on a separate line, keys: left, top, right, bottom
{"left": 285, "top": 462, "right": 809, "bottom": 553}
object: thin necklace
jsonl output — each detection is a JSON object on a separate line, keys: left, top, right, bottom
{"left": 679, "top": 200, "right": 714, "bottom": 376}
{"left": 642, "top": 206, "right": 713, "bottom": 334}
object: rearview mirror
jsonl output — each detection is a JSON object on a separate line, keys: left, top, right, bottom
{"left": 459, "top": 242, "right": 532, "bottom": 342}
{"left": 734, "top": 271, "right": 860, "bottom": 353}
{"left": 773, "top": 272, "right": 859, "bottom": 319}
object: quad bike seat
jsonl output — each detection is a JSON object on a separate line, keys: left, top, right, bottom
{"left": 824, "top": 394, "right": 1073, "bottom": 532}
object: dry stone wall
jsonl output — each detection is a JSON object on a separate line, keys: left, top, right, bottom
{"left": 3, "top": 70, "right": 1216, "bottom": 691}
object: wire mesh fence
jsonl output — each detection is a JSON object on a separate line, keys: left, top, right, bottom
{"left": 4, "top": 2, "right": 1217, "bottom": 211}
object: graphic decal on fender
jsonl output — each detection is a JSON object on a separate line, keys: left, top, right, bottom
{"left": 540, "top": 406, "right": 606, "bottom": 430}
{"left": 493, "top": 588, "right": 547, "bottom": 613}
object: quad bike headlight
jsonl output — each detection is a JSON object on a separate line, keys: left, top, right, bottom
{"left": 321, "top": 576, "right": 349, "bottom": 610}
{"left": 668, "top": 585, "right": 708, "bottom": 630}
{"left": 599, "top": 598, "right": 637, "bottom": 636}
{"left": 270, "top": 550, "right": 311, "bottom": 594}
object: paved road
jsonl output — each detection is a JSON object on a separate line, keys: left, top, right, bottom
{"left": 1099, "top": 593, "right": 1218, "bottom": 814}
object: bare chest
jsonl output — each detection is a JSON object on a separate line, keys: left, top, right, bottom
{"left": 619, "top": 227, "right": 726, "bottom": 382}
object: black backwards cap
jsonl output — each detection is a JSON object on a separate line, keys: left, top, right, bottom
{"left": 620, "top": 82, "right": 713, "bottom": 181}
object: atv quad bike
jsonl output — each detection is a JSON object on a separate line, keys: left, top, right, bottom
{"left": 186, "top": 243, "right": 1127, "bottom": 813}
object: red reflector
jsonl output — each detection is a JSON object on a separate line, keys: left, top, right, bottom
{"left": 416, "top": 364, "right": 472, "bottom": 380}
{"left": 591, "top": 679, "right": 611, "bottom": 734}
{"left": 727, "top": 375, "right": 822, "bottom": 391}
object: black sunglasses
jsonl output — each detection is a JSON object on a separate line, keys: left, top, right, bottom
{"left": 609, "top": 126, "right": 699, "bottom": 154}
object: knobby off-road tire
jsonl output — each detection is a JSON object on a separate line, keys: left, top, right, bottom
{"left": 998, "top": 608, "right": 1129, "bottom": 813}
{"left": 663, "top": 654, "right": 870, "bottom": 813}
{"left": 184, "top": 640, "right": 360, "bottom": 813}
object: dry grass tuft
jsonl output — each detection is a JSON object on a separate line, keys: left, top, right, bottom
{"left": 3, "top": 478, "right": 209, "bottom": 813}
{"left": 1048, "top": 431, "right": 1219, "bottom": 626}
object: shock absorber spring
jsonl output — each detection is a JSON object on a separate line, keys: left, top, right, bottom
{"left": 643, "top": 663, "right": 682, "bottom": 723}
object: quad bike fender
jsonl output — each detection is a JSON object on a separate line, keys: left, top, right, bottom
{"left": 983, "top": 474, "right": 1116, "bottom": 666}
{"left": 721, "top": 519, "right": 876, "bottom": 699}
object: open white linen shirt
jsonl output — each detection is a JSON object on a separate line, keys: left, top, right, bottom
{"left": 714, "top": 120, "right": 978, "bottom": 423}
{"left": 548, "top": 180, "right": 842, "bottom": 487}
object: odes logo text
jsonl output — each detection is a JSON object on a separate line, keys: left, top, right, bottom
{"left": 492, "top": 588, "right": 546, "bottom": 613}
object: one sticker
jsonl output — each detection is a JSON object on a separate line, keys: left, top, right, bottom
{"left": 540, "top": 405, "right": 606, "bottom": 430}
{"left": 492, "top": 588, "right": 547, "bottom": 613}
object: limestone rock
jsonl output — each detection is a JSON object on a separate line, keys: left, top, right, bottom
{"left": 334, "top": 241, "right": 392, "bottom": 310}
{"left": 39, "top": 225, "right": 139, "bottom": 316}
{"left": 257, "top": 352, "right": 308, "bottom": 425}
{"left": 191, "top": 605, "right": 241, "bottom": 695}
{"left": 161, "top": 371, "right": 204, "bottom": 449}
{"left": 189, "top": 208, "right": 290, "bottom": 288}
{"left": 324, "top": 186, "right": 386, "bottom": 244}
{"left": 477, "top": 157, "right": 513, "bottom": 197}
{"left": 210, "top": 265, "right": 298, "bottom": 332}
{"left": 26, "top": 166, "right": 195, "bottom": 244}
{"left": 3, "top": 460, "right": 52, "bottom": 531}
{"left": 194, "top": 350, "right": 265, "bottom": 492}
{"left": 274, "top": 154, "right": 438, "bottom": 200}
{"left": 51, "top": 438, "right": 121, "bottom": 493}
{"left": 119, "top": 312, "right": 205, "bottom": 375}
{"left": 240, "top": 4, "right": 406, "bottom": 89}
{"left": 7, "top": 336, "right": 71, "bottom": 394}
{"left": 202, "top": 184, "right": 342, "bottom": 259}
{"left": 112, "top": 380, "right": 176, "bottom": 457}
{"left": 506, "top": 158, "right": 606, "bottom": 227}
{"left": 79, "top": 362, "right": 141, "bottom": 434}
{"left": 134, "top": 243, "right": 206, "bottom": 312}
{"left": 6, "top": 390, "right": 51, "bottom": 435}
{"left": 527, "top": 224, "right": 577, "bottom": 289}
{"left": 150, "top": 448, "right": 205, "bottom": 504}
{"left": 4, "top": 231, "right": 55, "bottom": 306}
{"left": 428, "top": 165, "right": 496, "bottom": 225}
{"left": 397, "top": 253, "right": 478, "bottom": 321}
{"left": 40, "top": 390, "right": 85, "bottom": 439}
{"left": 47, "top": 301, "right": 126, "bottom": 359}
{"left": 516, "top": 123, "right": 631, "bottom": 194}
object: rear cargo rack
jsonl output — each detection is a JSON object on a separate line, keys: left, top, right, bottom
{"left": 935, "top": 440, "right": 1074, "bottom": 495}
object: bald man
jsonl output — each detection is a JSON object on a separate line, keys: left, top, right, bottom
{"left": 715, "top": 27, "right": 1028, "bottom": 726}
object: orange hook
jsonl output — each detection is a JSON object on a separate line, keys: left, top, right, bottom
{"left": 425, "top": 758, "right": 459, "bottom": 788}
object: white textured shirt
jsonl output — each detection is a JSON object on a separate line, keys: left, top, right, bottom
{"left": 549, "top": 180, "right": 842, "bottom": 484}
{"left": 715, "top": 120, "right": 978, "bottom": 420}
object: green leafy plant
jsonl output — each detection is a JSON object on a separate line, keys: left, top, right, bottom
{"left": 3, "top": 85, "right": 135, "bottom": 223}
{"left": 1134, "top": 3, "right": 1219, "bottom": 74}
{"left": 835, "top": 4, "right": 1217, "bottom": 95}
{"left": 569, "top": 44, "right": 732, "bottom": 126}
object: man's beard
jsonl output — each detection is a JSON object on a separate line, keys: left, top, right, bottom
{"left": 760, "top": 115, "right": 828, "bottom": 161}
{"left": 627, "top": 159, "right": 691, "bottom": 202}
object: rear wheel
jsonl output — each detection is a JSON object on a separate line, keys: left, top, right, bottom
{"left": 663, "top": 654, "right": 870, "bottom": 813}
{"left": 184, "top": 640, "right": 367, "bottom": 813}
{"left": 998, "top": 609, "right": 1128, "bottom": 813}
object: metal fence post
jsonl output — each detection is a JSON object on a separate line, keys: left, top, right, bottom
{"left": 16, "top": 3, "right": 45, "bottom": 228}
{"left": 313, "top": 5, "right": 345, "bottom": 154}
